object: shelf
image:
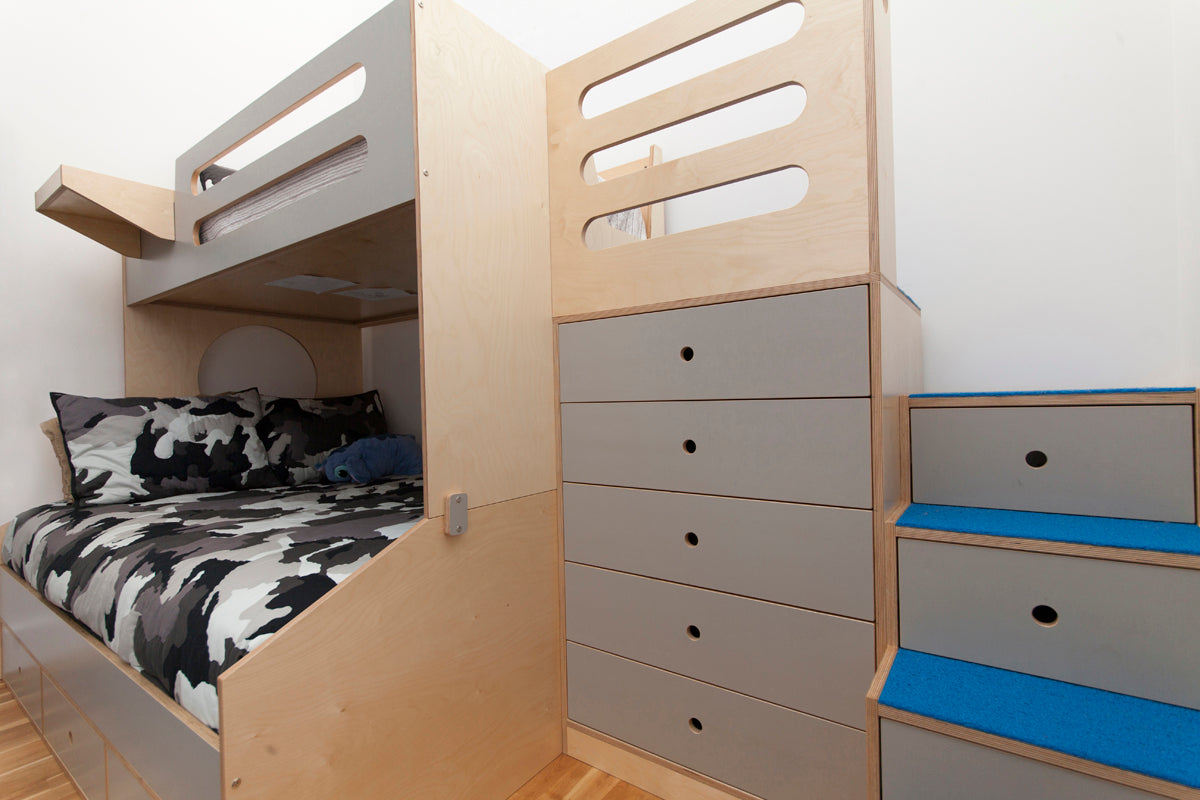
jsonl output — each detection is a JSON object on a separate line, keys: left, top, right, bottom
{"left": 35, "top": 165, "right": 174, "bottom": 258}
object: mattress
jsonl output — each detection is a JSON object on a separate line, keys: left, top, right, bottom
{"left": 198, "top": 137, "right": 369, "bottom": 244}
{"left": 3, "top": 476, "right": 423, "bottom": 730}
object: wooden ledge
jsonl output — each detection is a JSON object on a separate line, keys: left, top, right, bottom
{"left": 35, "top": 165, "right": 174, "bottom": 257}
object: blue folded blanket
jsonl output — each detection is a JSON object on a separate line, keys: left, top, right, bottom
{"left": 320, "top": 434, "right": 423, "bottom": 483}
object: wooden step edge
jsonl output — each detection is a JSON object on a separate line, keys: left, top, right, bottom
{"left": 35, "top": 165, "right": 175, "bottom": 258}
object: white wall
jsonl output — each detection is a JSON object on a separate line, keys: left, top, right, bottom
{"left": 362, "top": 320, "right": 423, "bottom": 440}
{"left": 3, "top": 0, "right": 1197, "bottom": 519}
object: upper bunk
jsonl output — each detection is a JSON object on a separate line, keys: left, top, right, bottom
{"left": 37, "top": 1, "right": 418, "bottom": 325}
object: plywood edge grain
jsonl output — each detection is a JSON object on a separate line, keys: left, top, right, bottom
{"left": 877, "top": 707, "right": 1198, "bottom": 800}
{"left": 566, "top": 723, "right": 760, "bottom": 800}
{"left": 908, "top": 392, "right": 1199, "bottom": 408}
{"left": 865, "top": 646, "right": 898, "bottom": 800}
{"left": 35, "top": 165, "right": 175, "bottom": 257}
{"left": 219, "top": 492, "right": 562, "bottom": 800}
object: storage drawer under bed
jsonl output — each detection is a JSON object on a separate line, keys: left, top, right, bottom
{"left": 898, "top": 539, "right": 1200, "bottom": 709}
{"left": 568, "top": 643, "right": 866, "bottom": 800}
{"left": 2, "top": 625, "right": 41, "bottom": 730}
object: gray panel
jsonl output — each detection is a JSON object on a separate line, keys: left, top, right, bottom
{"left": 563, "top": 483, "right": 874, "bottom": 619}
{"left": 881, "top": 721, "right": 1158, "bottom": 800}
{"left": 910, "top": 405, "right": 1196, "bottom": 522}
{"left": 566, "top": 564, "right": 874, "bottom": 728}
{"left": 558, "top": 286, "right": 870, "bottom": 401}
{"left": 109, "top": 752, "right": 156, "bottom": 800}
{"left": 898, "top": 540, "right": 1200, "bottom": 709}
{"left": 43, "top": 678, "right": 106, "bottom": 800}
{"left": 126, "top": 1, "right": 415, "bottom": 303}
{"left": 1, "top": 572, "right": 220, "bottom": 800}
{"left": 561, "top": 399, "right": 873, "bottom": 508}
{"left": 2, "top": 626, "right": 41, "bottom": 730}
{"left": 568, "top": 643, "right": 866, "bottom": 800}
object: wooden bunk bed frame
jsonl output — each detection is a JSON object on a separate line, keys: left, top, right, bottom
{"left": 15, "top": 1, "right": 908, "bottom": 799}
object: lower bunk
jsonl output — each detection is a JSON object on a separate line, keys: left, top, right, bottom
{"left": 0, "top": 489, "right": 562, "bottom": 800}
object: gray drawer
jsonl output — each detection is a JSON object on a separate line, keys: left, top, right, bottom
{"left": 881, "top": 721, "right": 1159, "bottom": 800}
{"left": 558, "top": 286, "right": 870, "bottom": 402}
{"left": 568, "top": 643, "right": 866, "bottom": 800}
{"left": 563, "top": 484, "right": 874, "bottom": 619}
{"left": 899, "top": 539, "right": 1200, "bottom": 708}
{"left": 2, "top": 626, "right": 41, "bottom": 730}
{"left": 110, "top": 751, "right": 157, "bottom": 800}
{"left": 43, "top": 677, "right": 106, "bottom": 800}
{"left": 910, "top": 404, "right": 1196, "bottom": 522}
{"left": 561, "top": 399, "right": 872, "bottom": 508}
{"left": 566, "top": 564, "right": 874, "bottom": 728}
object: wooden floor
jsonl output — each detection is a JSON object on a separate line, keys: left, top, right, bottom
{"left": 0, "top": 683, "right": 80, "bottom": 800}
{"left": 508, "top": 755, "right": 663, "bottom": 800}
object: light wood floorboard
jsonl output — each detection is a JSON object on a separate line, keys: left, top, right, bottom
{"left": 0, "top": 683, "right": 81, "bottom": 800}
{"left": 508, "top": 754, "right": 663, "bottom": 800}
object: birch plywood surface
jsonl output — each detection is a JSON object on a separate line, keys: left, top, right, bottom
{"left": 415, "top": 0, "right": 557, "bottom": 513}
{"left": 0, "top": 684, "right": 82, "bottom": 800}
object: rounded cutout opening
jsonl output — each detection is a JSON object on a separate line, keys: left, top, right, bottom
{"left": 198, "top": 325, "right": 317, "bottom": 397}
{"left": 689, "top": 717, "right": 704, "bottom": 733}
{"left": 685, "top": 531, "right": 699, "bottom": 547}
{"left": 1025, "top": 450, "right": 1048, "bottom": 469}
{"left": 1032, "top": 604, "right": 1059, "bottom": 627}
{"left": 680, "top": 346, "right": 695, "bottom": 362}
{"left": 686, "top": 624, "right": 701, "bottom": 640}
{"left": 683, "top": 439, "right": 697, "bottom": 454}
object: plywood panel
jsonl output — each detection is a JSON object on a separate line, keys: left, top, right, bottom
{"left": 123, "top": 296, "right": 362, "bottom": 398}
{"left": 220, "top": 491, "right": 562, "bottom": 800}
{"left": 35, "top": 165, "right": 175, "bottom": 258}
{"left": 414, "top": 0, "right": 556, "bottom": 513}
{"left": 547, "top": 0, "right": 877, "bottom": 317}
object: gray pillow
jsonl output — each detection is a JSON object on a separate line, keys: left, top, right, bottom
{"left": 51, "top": 390, "right": 273, "bottom": 506}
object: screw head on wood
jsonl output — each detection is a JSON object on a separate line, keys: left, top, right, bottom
{"left": 231, "top": 778, "right": 242, "bottom": 788}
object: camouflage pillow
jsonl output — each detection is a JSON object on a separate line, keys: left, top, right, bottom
{"left": 51, "top": 390, "right": 273, "bottom": 506}
{"left": 256, "top": 390, "right": 389, "bottom": 485}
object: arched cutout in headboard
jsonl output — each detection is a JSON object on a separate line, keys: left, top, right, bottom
{"left": 198, "top": 325, "right": 317, "bottom": 397}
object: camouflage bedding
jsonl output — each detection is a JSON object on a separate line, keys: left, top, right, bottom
{"left": 3, "top": 477, "right": 424, "bottom": 730}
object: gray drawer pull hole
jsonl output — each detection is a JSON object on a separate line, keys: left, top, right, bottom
{"left": 683, "top": 439, "right": 697, "bottom": 454}
{"left": 1032, "top": 604, "right": 1058, "bottom": 626}
{"left": 680, "top": 346, "right": 694, "bottom": 361}
{"left": 68, "top": 730, "right": 74, "bottom": 744}
{"left": 686, "top": 625, "right": 701, "bottom": 640}
{"left": 689, "top": 717, "right": 704, "bottom": 733}
{"left": 1025, "top": 450, "right": 1048, "bottom": 468}
{"left": 685, "top": 531, "right": 699, "bottom": 547}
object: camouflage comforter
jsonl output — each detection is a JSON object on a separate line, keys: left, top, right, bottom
{"left": 3, "top": 477, "right": 423, "bottom": 730}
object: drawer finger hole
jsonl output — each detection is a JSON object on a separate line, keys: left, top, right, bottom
{"left": 1025, "top": 450, "right": 1048, "bottom": 468}
{"left": 1032, "top": 604, "right": 1059, "bottom": 626}
{"left": 684, "top": 531, "right": 699, "bottom": 547}
{"left": 688, "top": 717, "right": 704, "bottom": 733}
{"left": 683, "top": 439, "right": 697, "bottom": 454}
{"left": 686, "top": 624, "right": 701, "bottom": 640}
{"left": 680, "top": 346, "right": 695, "bottom": 362}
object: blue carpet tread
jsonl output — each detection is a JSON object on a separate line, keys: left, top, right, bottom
{"left": 879, "top": 649, "right": 1200, "bottom": 789}
{"left": 897, "top": 504, "right": 1200, "bottom": 556}
{"left": 911, "top": 387, "right": 1195, "bottom": 398}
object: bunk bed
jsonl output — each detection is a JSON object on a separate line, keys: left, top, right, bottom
{"left": 14, "top": 0, "right": 905, "bottom": 799}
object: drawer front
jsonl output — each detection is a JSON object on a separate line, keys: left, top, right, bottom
{"left": 910, "top": 405, "right": 1196, "bottom": 522}
{"left": 881, "top": 721, "right": 1158, "bottom": 800}
{"left": 561, "top": 399, "right": 872, "bottom": 508}
{"left": 558, "top": 286, "right": 870, "bottom": 402}
{"left": 568, "top": 643, "right": 866, "bottom": 800}
{"left": 43, "top": 678, "right": 106, "bottom": 800}
{"left": 566, "top": 564, "right": 874, "bottom": 728}
{"left": 2, "top": 626, "right": 41, "bottom": 730}
{"left": 110, "top": 752, "right": 157, "bottom": 800}
{"left": 899, "top": 539, "right": 1200, "bottom": 708}
{"left": 564, "top": 484, "right": 874, "bottom": 619}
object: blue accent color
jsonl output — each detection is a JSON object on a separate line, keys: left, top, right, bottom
{"left": 898, "top": 504, "right": 1200, "bottom": 555}
{"left": 910, "top": 387, "right": 1194, "bottom": 398}
{"left": 896, "top": 286, "right": 921, "bottom": 310}
{"left": 880, "top": 649, "right": 1200, "bottom": 789}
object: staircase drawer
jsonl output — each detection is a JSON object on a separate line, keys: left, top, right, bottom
{"left": 898, "top": 539, "right": 1200, "bottom": 708}
{"left": 881, "top": 721, "right": 1160, "bottom": 800}
{"left": 910, "top": 404, "right": 1195, "bottom": 522}
{"left": 561, "top": 398, "right": 872, "bottom": 508}
{"left": 568, "top": 643, "right": 866, "bottom": 800}
{"left": 558, "top": 286, "right": 870, "bottom": 402}
{"left": 566, "top": 564, "right": 874, "bottom": 728}
{"left": 563, "top": 484, "right": 874, "bottom": 619}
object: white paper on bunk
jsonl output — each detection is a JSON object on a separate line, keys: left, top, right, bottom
{"left": 266, "top": 275, "right": 359, "bottom": 294}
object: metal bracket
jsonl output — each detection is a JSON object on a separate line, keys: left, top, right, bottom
{"left": 445, "top": 493, "right": 468, "bottom": 536}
